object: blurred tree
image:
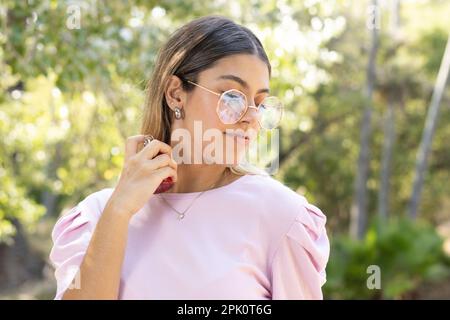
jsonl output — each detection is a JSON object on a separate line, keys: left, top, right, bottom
{"left": 377, "top": 0, "right": 401, "bottom": 221}
{"left": 350, "top": 0, "right": 379, "bottom": 240}
{"left": 409, "top": 34, "right": 450, "bottom": 219}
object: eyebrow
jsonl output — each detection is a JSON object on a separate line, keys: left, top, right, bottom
{"left": 216, "top": 74, "right": 270, "bottom": 94}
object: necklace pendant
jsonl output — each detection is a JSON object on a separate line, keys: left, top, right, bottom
{"left": 177, "top": 213, "right": 185, "bottom": 220}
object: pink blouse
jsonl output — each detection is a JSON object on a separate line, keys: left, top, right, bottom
{"left": 49, "top": 173, "right": 330, "bottom": 300}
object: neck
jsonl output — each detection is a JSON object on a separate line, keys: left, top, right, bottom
{"left": 167, "top": 164, "right": 233, "bottom": 193}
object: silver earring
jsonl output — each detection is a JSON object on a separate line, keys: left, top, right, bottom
{"left": 174, "top": 106, "right": 184, "bottom": 119}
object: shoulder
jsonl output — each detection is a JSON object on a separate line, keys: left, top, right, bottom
{"left": 241, "top": 173, "right": 303, "bottom": 203}
{"left": 240, "top": 173, "right": 324, "bottom": 221}
{"left": 51, "top": 188, "right": 115, "bottom": 242}
{"left": 239, "top": 173, "right": 327, "bottom": 248}
{"left": 75, "top": 187, "right": 115, "bottom": 219}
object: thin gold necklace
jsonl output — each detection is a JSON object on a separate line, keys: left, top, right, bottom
{"left": 158, "top": 169, "right": 229, "bottom": 220}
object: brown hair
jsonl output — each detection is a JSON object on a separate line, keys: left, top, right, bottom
{"left": 140, "top": 15, "right": 271, "bottom": 144}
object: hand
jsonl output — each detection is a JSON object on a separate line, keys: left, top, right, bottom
{"left": 107, "top": 135, "right": 178, "bottom": 219}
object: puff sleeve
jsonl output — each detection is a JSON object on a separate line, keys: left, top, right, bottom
{"left": 49, "top": 189, "right": 112, "bottom": 300}
{"left": 270, "top": 200, "right": 330, "bottom": 300}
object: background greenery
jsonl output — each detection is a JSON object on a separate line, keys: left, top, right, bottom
{"left": 1, "top": 0, "right": 449, "bottom": 299}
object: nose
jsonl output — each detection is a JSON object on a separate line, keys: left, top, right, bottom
{"left": 240, "top": 100, "right": 260, "bottom": 128}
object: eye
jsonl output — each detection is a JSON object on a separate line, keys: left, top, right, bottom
{"left": 255, "top": 95, "right": 268, "bottom": 106}
{"left": 218, "top": 88, "right": 230, "bottom": 94}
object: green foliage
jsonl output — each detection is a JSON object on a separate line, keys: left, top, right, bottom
{"left": 1, "top": 0, "right": 347, "bottom": 241}
{"left": 0, "top": 168, "right": 46, "bottom": 243}
{"left": 324, "top": 218, "right": 450, "bottom": 299}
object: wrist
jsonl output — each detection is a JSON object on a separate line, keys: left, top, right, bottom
{"left": 104, "top": 196, "right": 134, "bottom": 222}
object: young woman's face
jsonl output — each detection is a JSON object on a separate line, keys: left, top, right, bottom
{"left": 170, "top": 54, "right": 270, "bottom": 166}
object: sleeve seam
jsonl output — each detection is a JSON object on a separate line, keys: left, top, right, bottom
{"left": 268, "top": 201, "right": 304, "bottom": 272}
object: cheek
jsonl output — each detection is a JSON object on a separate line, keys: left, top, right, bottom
{"left": 187, "top": 94, "right": 225, "bottom": 130}
{"left": 178, "top": 94, "right": 250, "bottom": 165}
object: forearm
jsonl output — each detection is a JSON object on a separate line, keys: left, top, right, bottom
{"left": 62, "top": 201, "right": 131, "bottom": 300}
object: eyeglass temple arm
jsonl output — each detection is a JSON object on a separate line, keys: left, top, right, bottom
{"left": 186, "top": 80, "right": 221, "bottom": 97}
{"left": 186, "top": 79, "right": 261, "bottom": 110}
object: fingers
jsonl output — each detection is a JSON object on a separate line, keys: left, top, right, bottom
{"left": 125, "top": 136, "right": 177, "bottom": 180}
{"left": 139, "top": 138, "right": 173, "bottom": 160}
{"left": 125, "top": 135, "right": 146, "bottom": 162}
{"left": 154, "top": 166, "right": 177, "bottom": 182}
{"left": 146, "top": 153, "right": 177, "bottom": 172}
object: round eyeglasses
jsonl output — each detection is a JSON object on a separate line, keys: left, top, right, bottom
{"left": 185, "top": 79, "right": 283, "bottom": 130}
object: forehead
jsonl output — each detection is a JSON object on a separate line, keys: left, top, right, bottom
{"left": 199, "top": 54, "right": 270, "bottom": 90}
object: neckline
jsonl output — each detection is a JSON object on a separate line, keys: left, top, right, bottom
{"left": 155, "top": 173, "right": 251, "bottom": 199}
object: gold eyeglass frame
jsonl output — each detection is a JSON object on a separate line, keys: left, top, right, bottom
{"left": 185, "top": 79, "right": 283, "bottom": 129}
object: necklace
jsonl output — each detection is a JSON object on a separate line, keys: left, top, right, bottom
{"left": 158, "top": 169, "right": 229, "bottom": 220}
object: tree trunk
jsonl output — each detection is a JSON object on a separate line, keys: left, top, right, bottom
{"left": 408, "top": 35, "right": 450, "bottom": 219}
{"left": 350, "top": 0, "right": 379, "bottom": 239}
{"left": 378, "top": 95, "right": 396, "bottom": 220}
{"left": 378, "top": 0, "right": 401, "bottom": 220}
{"left": 389, "top": 0, "right": 400, "bottom": 40}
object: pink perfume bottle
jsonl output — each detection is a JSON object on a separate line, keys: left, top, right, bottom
{"left": 143, "top": 135, "right": 174, "bottom": 193}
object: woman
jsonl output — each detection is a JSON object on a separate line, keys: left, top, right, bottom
{"left": 49, "top": 15, "right": 330, "bottom": 300}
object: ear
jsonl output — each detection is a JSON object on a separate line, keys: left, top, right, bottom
{"left": 165, "top": 75, "right": 187, "bottom": 111}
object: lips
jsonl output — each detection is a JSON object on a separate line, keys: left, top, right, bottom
{"left": 224, "top": 132, "right": 250, "bottom": 142}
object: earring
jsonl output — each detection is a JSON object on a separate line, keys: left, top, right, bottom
{"left": 174, "top": 106, "right": 185, "bottom": 119}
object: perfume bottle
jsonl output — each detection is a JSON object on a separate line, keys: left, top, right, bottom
{"left": 143, "top": 135, "right": 174, "bottom": 193}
